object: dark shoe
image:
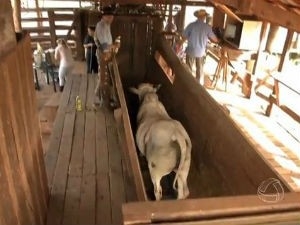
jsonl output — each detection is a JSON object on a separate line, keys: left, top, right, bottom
{"left": 59, "top": 86, "right": 64, "bottom": 92}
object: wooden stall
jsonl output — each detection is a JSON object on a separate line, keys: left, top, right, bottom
{"left": 107, "top": 16, "right": 300, "bottom": 223}
{"left": 0, "top": 32, "right": 48, "bottom": 225}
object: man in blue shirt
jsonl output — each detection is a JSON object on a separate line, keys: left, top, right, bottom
{"left": 181, "top": 9, "right": 219, "bottom": 85}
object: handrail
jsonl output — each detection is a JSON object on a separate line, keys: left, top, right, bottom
{"left": 111, "top": 53, "right": 148, "bottom": 202}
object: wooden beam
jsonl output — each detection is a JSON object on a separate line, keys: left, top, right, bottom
{"left": 21, "top": 17, "right": 49, "bottom": 22}
{"left": 213, "top": 2, "right": 243, "bottom": 22}
{"left": 212, "top": 6, "right": 226, "bottom": 28}
{"left": 209, "top": 0, "right": 300, "bottom": 32}
{"left": 0, "top": 1, "right": 17, "bottom": 57}
{"left": 23, "top": 27, "right": 50, "bottom": 33}
{"left": 278, "top": 29, "right": 294, "bottom": 72}
{"left": 53, "top": 14, "right": 74, "bottom": 21}
{"left": 21, "top": 7, "right": 76, "bottom": 12}
{"left": 123, "top": 193, "right": 300, "bottom": 225}
{"left": 250, "top": 21, "right": 270, "bottom": 99}
{"left": 35, "top": 0, "right": 43, "bottom": 30}
{"left": 11, "top": 0, "right": 22, "bottom": 32}
{"left": 207, "top": 0, "right": 239, "bottom": 9}
{"left": 47, "top": 10, "right": 57, "bottom": 48}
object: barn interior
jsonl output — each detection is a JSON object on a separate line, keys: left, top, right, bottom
{"left": 1, "top": 0, "right": 300, "bottom": 225}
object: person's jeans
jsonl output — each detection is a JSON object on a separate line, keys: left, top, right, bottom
{"left": 186, "top": 55, "right": 206, "bottom": 85}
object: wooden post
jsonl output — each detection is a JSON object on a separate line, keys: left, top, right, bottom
{"left": 265, "top": 25, "right": 282, "bottom": 53}
{"left": 48, "top": 10, "right": 57, "bottom": 48}
{"left": 278, "top": 29, "right": 294, "bottom": 72}
{"left": 74, "top": 10, "right": 84, "bottom": 60}
{"left": 212, "top": 7, "right": 225, "bottom": 28}
{"left": 10, "top": 0, "right": 22, "bottom": 32}
{"left": 35, "top": 0, "right": 43, "bottom": 32}
{"left": 250, "top": 21, "right": 270, "bottom": 99}
{"left": 0, "top": 1, "right": 17, "bottom": 57}
{"left": 176, "top": 4, "right": 185, "bottom": 33}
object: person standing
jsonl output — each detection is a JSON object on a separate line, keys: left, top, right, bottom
{"left": 94, "top": 6, "right": 119, "bottom": 105}
{"left": 83, "top": 26, "right": 98, "bottom": 74}
{"left": 54, "top": 38, "right": 74, "bottom": 92}
{"left": 181, "top": 9, "right": 219, "bottom": 85}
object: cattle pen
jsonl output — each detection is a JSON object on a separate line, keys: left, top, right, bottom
{"left": 2, "top": 1, "right": 300, "bottom": 225}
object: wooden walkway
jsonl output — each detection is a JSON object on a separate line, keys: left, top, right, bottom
{"left": 208, "top": 90, "right": 300, "bottom": 192}
{"left": 44, "top": 73, "right": 134, "bottom": 225}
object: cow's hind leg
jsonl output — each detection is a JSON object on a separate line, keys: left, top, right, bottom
{"left": 177, "top": 152, "right": 191, "bottom": 199}
{"left": 149, "top": 167, "right": 163, "bottom": 201}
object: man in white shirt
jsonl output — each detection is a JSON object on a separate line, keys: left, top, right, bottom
{"left": 94, "top": 7, "right": 115, "bottom": 97}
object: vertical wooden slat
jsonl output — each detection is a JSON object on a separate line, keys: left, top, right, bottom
{"left": 0, "top": 33, "right": 48, "bottom": 225}
{"left": 1, "top": 37, "right": 45, "bottom": 225}
{"left": 0, "top": 150, "right": 19, "bottom": 225}
{"left": 19, "top": 34, "right": 49, "bottom": 220}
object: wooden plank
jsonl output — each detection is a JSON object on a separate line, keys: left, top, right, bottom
{"left": 66, "top": 73, "right": 88, "bottom": 173}
{"left": 48, "top": 10, "right": 57, "bottom": 48}
{"left": 114, "top": 108, "right": 138, "bottom": 202}
{"left": 95, "top": 109, "right": 112, "bottom": 225}
{"left": 0, "top": 0, "right": 17, "bottom": 57}
{"left": 68, "top": 113, "right": 85, "bottom": 176}
{"left": 106, "top": 109, "right": 125, "bottom": 225}
{"left": 62, "top": 113, "right": 85, "bottom": 225}
{"left": 46, "top": 112, "right": 76, "bottom": 225}
{"left": 79, "top": 74, "right": 88, "bottom": 109}
{"left": 157, "top": 211, "right": 300, "bottom": 225}
{"left": 45, "top": 75, "right": 73, "bottom": 189}
{"left": 278, "top": 29, "right": 294, "bottom": 72}
{"left": 67, "top": 74, "right": 81, "bottom": 112}
{"left": 79, "top": 111, "right": 96, "bottom": 225}
{"left": 53, "top": 13, "right": 74, "bottom": 21}
{"left": 21, "top": 17, "right": 49, "bottom": 22}
{"left": 11, "top": 0, "right": 22, "bottom": 32}
{"left": 0, "top": 116, "right": 31, "bottom": 225}
{"left": 23, "top": 26, "right": 50, "bottom": 33}
{"left": 0, "top": 147, "right": 19, "bottom": 225}
{"left": 112, "top": 55, "right": 147, "bottom": 201}
{"left": 2, "top": 43, "right": 44, "bottom": 225}
{"left": 122, "top": 193, "right": 300, "bottom": 225}
{"left": 19, "top": 34, "right": 49, "bottom": 218}
{"left": 86, "top": 74, "right": 96, "bottom": 110}
{"left": 62, "top": 176, "right": 82, "bottom": 225}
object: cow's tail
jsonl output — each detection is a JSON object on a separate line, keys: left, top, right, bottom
{"left": 172, "top": 129, "right": 187, "bottom": 191}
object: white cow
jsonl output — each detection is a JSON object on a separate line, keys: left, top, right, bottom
{"left": 130, "top": 83, "right": 191, "bottom": 200}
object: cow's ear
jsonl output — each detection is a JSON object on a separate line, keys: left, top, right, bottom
{"left": 129, "top": 87, "right": 139, "bottom": 95}
{"left": 154, "top": 84, "right": 162, "bottom": 92}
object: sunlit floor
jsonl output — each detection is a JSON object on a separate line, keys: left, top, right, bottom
{"left": 202, "top": 75, "right": 300, "bottom": 192}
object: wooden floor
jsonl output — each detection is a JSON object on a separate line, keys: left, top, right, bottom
{"left": 207, "top": 88, "right": 300, "bottom": 192}
{"left": 44, "top": 72, "right": 134, "bottom": 225}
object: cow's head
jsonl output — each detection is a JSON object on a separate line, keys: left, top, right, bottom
{"left": 129, "top": 83, "right": 161, "bottom": 102}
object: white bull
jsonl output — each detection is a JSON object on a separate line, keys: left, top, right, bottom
{"left": 130, "top": 83, "right": 191, "bottom": 200}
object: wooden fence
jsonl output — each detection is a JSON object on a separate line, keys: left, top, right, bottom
{"left": 0, "top": 33, "right": 48, "bottom": 225}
